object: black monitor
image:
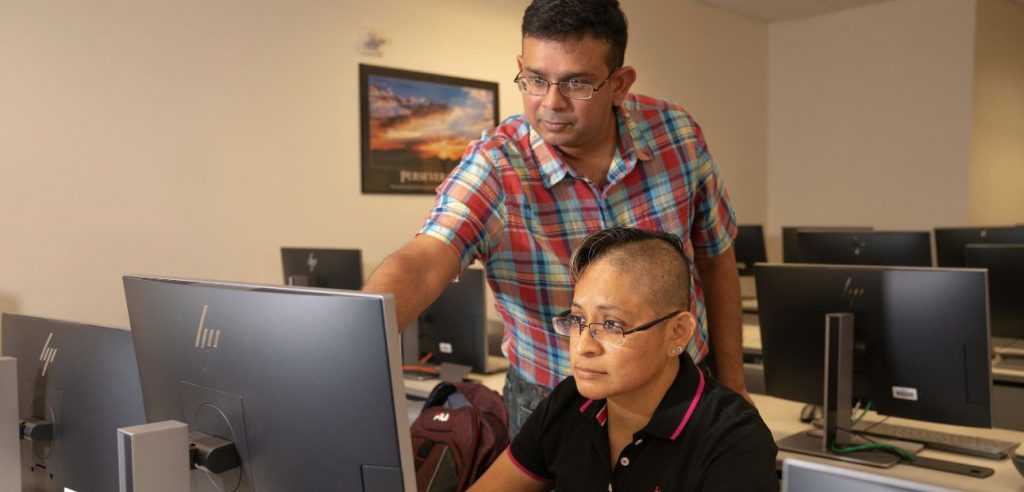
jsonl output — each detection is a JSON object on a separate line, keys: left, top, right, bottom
{"left": 782, "top": 226, "right": 874, "bottom": 263}
{"left": 755, "top": 264, "right": 991, "bottom": 427}
{"left": 417, "top": 269, "right": 496, "bottom": 373}
{"left": 934, "top": 226, "right": 1024, "bottom": 267}
{"left": 1, "top": 313, "right": 146, "bottom": 491}
{"left": 734, "top": 225, "right": 767, "bottom": 276}
{"left": 796, "top": 231, "right": 932, "bottom": 267}
{"left": 280, "top": 247, "right": 362, "bottom": 289}
{"left": 966, "top": 244, "right": 1024, "bottom": 341}
{"left": 123, "top": 275, "right": 415, "bottom": 491}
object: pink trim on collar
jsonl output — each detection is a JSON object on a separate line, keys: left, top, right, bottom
{"left": 579, "top": 399, "right": 594, "bottom": 413}
{"left": 669, "top": 368, "right": 705, "bottom": 440}
{"left": 596, "top": 404, "right": 608, "bottom": 426}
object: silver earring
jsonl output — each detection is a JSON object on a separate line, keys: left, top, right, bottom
{"left": 674, "top": 346, "right": 684, "bottom": 355}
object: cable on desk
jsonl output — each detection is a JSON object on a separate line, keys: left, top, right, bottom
{"left": 832, "top": 419, "right": 916, "bottom": 463}
{"left": 830, "top": 441, "right": 915, "bottom": 462}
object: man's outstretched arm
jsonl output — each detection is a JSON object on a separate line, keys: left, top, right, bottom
{"left": 362, "top": 234, "right": 463, "bottom": 329}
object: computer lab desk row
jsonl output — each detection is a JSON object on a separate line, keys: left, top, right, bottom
{"left": 741, "top": 322, "right": 1024, "bottom": 432}
{"left": 403, "top": 367, "right": 1024, "bottom": 491}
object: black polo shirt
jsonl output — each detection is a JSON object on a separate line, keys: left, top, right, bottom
{"left": 507, "top": 354, "right": 778, "bottom": 491}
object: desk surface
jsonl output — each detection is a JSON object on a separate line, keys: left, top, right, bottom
{"left": 403, "top": 370, "right": 506, "bottom": 398}
{"left": 404, "top": 372, "right": 1024, "bottom": 490}
{"left": 752, "top": 393, "right": 1024, "bottom": 491}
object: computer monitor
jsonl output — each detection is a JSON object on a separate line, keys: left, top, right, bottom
{"left": 796, "top": 231, "right": 932, "bottom": 267}
{"left": 966, "top": 244, "right": 1024, "bottom": 341}
{"left": 782, "top": 226, "right": 874, "bottom": 263}
{"left": 755, "top": 264, "right": 991, "bottom": 428}
{"left": 934, "top": 226, "right": 1024, "bottom": 267}
{"left": 417, "top": 269, "right": 504, "bottom": 373}
{"left": 123, "top": 275, "right": 415, "bottom": 491}
{"left": 1, "top": 313, "right": 146, "bottom": 491}
{"left": 734, "top": 225, "right": 767, "bottom": 276}
{"left": 280, "top": 247, "right": 362, "bottom": 289}
{"left": 782, "top": 459, "right": 952, "bottom": 492}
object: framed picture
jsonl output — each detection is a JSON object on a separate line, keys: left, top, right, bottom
{"left": 360, "top": 64, "right": 500, "bottom": 194}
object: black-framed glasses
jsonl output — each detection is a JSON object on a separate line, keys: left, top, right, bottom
{"left": 552, "top": 309, "right": 681, "bottom": 346}
{"left": 513, "top": 68, "right": 619, "bottom": 100}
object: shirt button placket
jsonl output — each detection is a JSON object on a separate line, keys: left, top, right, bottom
{"left": 620, "top": 456, "right": 630, "bottom": 467}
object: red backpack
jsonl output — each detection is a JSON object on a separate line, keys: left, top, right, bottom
{"left": 410, "top": 381, "right": 509, "bottom": 492}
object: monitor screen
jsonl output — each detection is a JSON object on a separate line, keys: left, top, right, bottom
{"left": 754, "top": 264, "right": 991, "bottom": 428}
{"left": 966, "top": 244, "right": 1024, "bottom": 340}
{"left": 123, "top": 276, "right": 415, "bottom": 491}
{"left": 734, "top": 225, "right": 767, "bottom": 276}
{"left": 782, "top": 226, "right": 874, "bottom": 263}
{"left": 1, "top": 314, "right": 146, "bottom": 492}
{"left": 418, "top": 269, "right": 491, "bottom": 372}
{"left": 934, "top": 226, "right": 1024, "bottom": 267}
{"left": 796, "top": 231, "right": 932, "bottom": 267}
{"left": 281, "top": 248, "right": 362, "bottom": 290}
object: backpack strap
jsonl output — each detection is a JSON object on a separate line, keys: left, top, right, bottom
{"left": 423, "top": 381, "right": 459, "bottom": 409}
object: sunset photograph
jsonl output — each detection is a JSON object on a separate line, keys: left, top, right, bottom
{"left": 361, "top": 65, "right": 498, "bottom": 194}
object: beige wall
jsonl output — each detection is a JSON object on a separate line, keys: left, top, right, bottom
{"left": 970, "top": 0, "right": 1024, "bottom": 225}
{"left": 629, "top": 1, "right": 769, "bottom": 227}
{"left": 0, "top": 0, "right": 769, "bottom": 328}
{"left": 766, "top": 0, "right": 978, "bottom": 260}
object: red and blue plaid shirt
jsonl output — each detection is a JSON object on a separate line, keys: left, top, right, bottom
{"left": 420, "top": 93, "right": 737, "bottom": 389}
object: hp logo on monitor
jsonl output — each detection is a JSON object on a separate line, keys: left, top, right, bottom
{"left": 194, "top": 305, "right": 222, "bottom": 349}
{"left": 307, "top": 252, "right": 319, "bottom": 273}
{"left": 39, "top": 332, "right": 57, "bottom": 376}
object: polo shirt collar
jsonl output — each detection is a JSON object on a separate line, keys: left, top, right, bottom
{"left": 530, "top": 104, "right": 656, "bottom": 190}
{"left": 643, "top": 353, "right": 707, "bottom": 440}
{"left": 576, "top": 352, "right": 706, "bottom": 440}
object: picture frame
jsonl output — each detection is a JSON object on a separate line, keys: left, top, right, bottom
{"left": 359, "top": 64, "right": 500, "bottom": 195}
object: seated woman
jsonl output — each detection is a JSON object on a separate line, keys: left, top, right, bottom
{"left": 470, "top": 227, "right": 778, "bottom": 491}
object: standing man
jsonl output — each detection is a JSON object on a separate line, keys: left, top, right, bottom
{"left": 363, "top": 0, "right": 747, "bottom": 435}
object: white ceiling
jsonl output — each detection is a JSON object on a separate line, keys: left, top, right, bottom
{"left": 697, "top": 0, "right": 897, "bottom": 21}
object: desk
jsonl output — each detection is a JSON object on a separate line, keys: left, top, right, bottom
{"left": 403, "top": 371, "right": 506, "bottom": 398}
{"left": 753, "top": 393, "right": 1024, "bottom": 491}
{"left": 405, "top": 369, "right": 1024, "bottom": 489}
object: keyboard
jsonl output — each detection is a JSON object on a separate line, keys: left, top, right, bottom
{"left": 854, "top": 421, "right": 1020, "bottom": 459}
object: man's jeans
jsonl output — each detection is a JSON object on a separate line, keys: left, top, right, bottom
{"left": 503, "top": 366, "right": 553, "bottom": 438}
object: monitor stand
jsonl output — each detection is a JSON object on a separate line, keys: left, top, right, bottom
{"left": 0, "top": 357, "right": 20, "bottom": 492}
{"left": 776, "top": 313, "right": 902, "bottom": 468}
{"left": 118, "top": 420, "right": 242, "bottom": 492}
{"left": 118, "top": 420, "right": 190, "bottom": 492}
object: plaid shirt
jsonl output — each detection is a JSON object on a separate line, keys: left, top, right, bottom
{"left": 420, "top": 93, "right": 737, "bottom": 389}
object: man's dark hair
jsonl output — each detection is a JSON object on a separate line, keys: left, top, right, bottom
{"left": 522, "top": 0, "right": 629, "bottom": 70}
{"left": 570, "top": 227, "right": 691, "bottom": 311}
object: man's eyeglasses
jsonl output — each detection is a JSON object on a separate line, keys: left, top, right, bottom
{"left": 552, "top": 310, "right": 681, "bottom": 346}
{"left": 513, "top": 68, "right": 619, "bottom": 100}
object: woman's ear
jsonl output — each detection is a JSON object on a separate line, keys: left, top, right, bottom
{"left": 666, "top": 311, "right": 696, "bottom": 357}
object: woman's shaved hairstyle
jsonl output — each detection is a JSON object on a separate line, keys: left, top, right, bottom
{"left": 570, "top": 227, "right": 692, "bottom": 310}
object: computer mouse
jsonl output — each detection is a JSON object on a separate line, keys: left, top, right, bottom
{"left": 799, "top": 404, "right": 822, "bottom": 423}
{"left": 1013, "top": 450, "right": 1024, "bottom": 479}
